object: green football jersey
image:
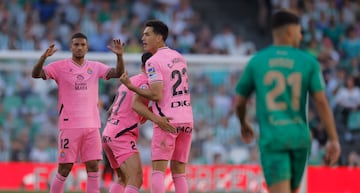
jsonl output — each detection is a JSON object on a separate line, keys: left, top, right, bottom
{"left": 235, "top": 45, "right": 325, "bottom": 150}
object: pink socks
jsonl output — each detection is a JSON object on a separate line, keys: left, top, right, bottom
{"left": 151, "top": 170, "right": 165, "bottom": 193}
{"left": 50, "top": 173, "right": 66, "bottom": 193}
{"left": 173, "top": 173, "right": 188, "bottom": 193}
{"left": 86, "top": 172, "right": 100, "bottom": 193}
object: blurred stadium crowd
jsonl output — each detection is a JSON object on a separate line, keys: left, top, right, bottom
{"left": 0, "top": 0, "right": 360, "bottom": 168}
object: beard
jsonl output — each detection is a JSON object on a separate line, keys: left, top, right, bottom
{"left": 73, "top": 53, "right": 85, "bottom": 59}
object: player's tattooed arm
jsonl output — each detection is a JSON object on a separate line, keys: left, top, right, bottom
{"left": 107, "top": 39, "right": 125, "bottom": 79}
{"left": 32, "top": 43, "right": 57, "bottom": 79}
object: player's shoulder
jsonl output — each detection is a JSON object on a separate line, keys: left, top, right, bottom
{"left": 256, "top": 46, "right": 318, "bottom": 64}
{"left": 130, "top": 73, "right": 148, "bottom": 86}
{"left": 292, "top": 49, "right": 320, "bottom": 71}
{"left": 146, "top": 52, "right": 164, "bottom": 67}
{"left": 292, "top": 48, "right": 318, "bottom": 62}
{"left": 248, "top": 46, "right": 274, "bottom": 61}
{"left": 50, "top": 58, "right": 69, "bottom": 65}
{"left": 155, "top": 47, "right": 183, "bottom": 58}
{"left": 169, "top": 48, "right": 185, "bottom": 59}
{"left": 46, "top": 59, "right": 69, "bottom": 70}
{"left": 130, "top": 73, "right": 146, "bottom": 81}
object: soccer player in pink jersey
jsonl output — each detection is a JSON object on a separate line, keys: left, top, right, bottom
{"left": 102, "top": 52, "right": 151, "bottom": 193}
{"left": 120, "top": 20, "right": 193, "bottom": 193}
{"left": 31, "top": 32, "right": 125, "bottom": 193}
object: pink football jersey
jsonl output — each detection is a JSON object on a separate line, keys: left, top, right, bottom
{"left": 44, "top": 59, "right": 111, "bottom": 129}
{"left": 145, "top": 47, "right": 193, "bottom": 123}
{"left": 108, "top": 73, "right": 149, "bottom": 126}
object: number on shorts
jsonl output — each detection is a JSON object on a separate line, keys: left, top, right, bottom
{"left": 60, "top": 138, "right": 69, "bottom": 149}
{"left": 264, "top": 71, "right": 301, "bottom": 111}
{"left": 130, "top": 141, "right": 136, "bottom": 150}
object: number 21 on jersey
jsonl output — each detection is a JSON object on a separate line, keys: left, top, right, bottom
{"left": 264, "top": 71, "right": 302, "bottom": 111}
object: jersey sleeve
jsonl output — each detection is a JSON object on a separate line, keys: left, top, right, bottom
{"left": 134, "top": 76, "right": 149, "bottom": 90}
{"left": 96, "top": 62, "right": 111, "bottom": 80}
{"left": 309, "top": 59, "right": 325, "bottom": 93}
{"left": 43, "top": 62, "right": 58, "bottom": 80}
{"left": 146, "top": 59, "right": 163, "bottom": 84}
{"left": 235, "top": 59, "right": 255, "bottom": 97}
{"left": 139, "top": 82, "right": 149, "bottom": 90}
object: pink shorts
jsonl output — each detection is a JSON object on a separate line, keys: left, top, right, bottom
{"left": 102, "top": 122, "right": 139, "bottom": 169}
{"left": 58, "top": 128, "right": 102, "bottom": 163}
{"left": 151, "top": 123, "right": 193, "bottom": 163}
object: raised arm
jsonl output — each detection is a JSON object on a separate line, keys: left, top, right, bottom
{"left": 106, "top": 39, "right": 125, "bottom": 79}
{"left": 311, "top": 91, "right": 341, "bottom": 165}
{"left": 32, "top": 44, "right": 57, "bottom": 79}
{"left": 120, "top": 71, "right": 163, "bottom": 101}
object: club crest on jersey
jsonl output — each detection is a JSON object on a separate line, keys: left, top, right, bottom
{"left": 87, "top": 68, "right": 93, "bottom": 74}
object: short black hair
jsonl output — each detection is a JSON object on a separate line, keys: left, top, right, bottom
{"left": 71, "top": 32, "right": 88, "bottom": 40}
{"left": 271, "top": 10, "right": 300, "bottom": 30}
{"left": 141, "top": 52, "right": 153, "bottom": 67}
{"left": 145, "top": 20, "right": 168, "bottom": 41}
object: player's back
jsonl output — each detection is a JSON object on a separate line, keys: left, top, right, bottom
{"left": 249, "top": 45, "right": 323, "bottom": 150}
{"left": 108, "top": 73, "right": 149, "bottom": 126}
{"left": 146, "top": 48, "right": 193, "bottom": 124}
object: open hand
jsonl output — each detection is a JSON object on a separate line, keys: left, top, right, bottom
{"left": 42, "top": 44, "right": 58, "bottom": 58}
{"left": 108, "top": 39, "right": 125, "bottom": 55}
{"left": 324, "top": 140, "right": 341, "bottom": 166}
{"left": 154, "top": 116, "right": 176, "bottom": 133}
{"left": 241, "top": 122, "right": 255, "bottom": 144}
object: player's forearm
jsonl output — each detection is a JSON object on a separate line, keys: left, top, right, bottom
{"left": 32, "top": 55, "right": 46, "bottom": 79}
{"left": 235, "top": 96, "right": 248, "bottom": 125}
{"left": 114, "top": 54, "right": 124, "bottom": 77}
{"left": 236, "top": 104, "right": 247, "bottom": 124}
{"left": 315, "top": 99, "right": 339, "bottom": 141}
{"left": 132, "top": 99, "right": 158, "bottom": 122}
{"left": 107, "top": 54, "right": 124, "bottom": 79}
{"left": 128, "top": 85, "right": 161, "bottom": 101}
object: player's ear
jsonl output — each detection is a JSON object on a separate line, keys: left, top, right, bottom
{"left": 156, "top": 34, "right": 163, "bottom": 43}
{"left": 286, "top": 25, "right": 294, "bottom": 37}
{"left": 86, "top": 42, "right": 89, "bottom": 51}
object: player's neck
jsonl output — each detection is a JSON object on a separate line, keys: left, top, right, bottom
{"left": 273, "top": 42, "right": 293, "bottom": 47}
{"left": 72, "top": 57, "right": 85, "bottom": 66}
{"left": 157, "top": 42, "right": 167, "bottom": 50}
{"left": 273, "top": 38, "right": 293, "bottom": 47}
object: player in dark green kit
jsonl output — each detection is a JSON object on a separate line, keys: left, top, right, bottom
{"left": 234, "top": 10, "right": 341, "bottom": 193}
